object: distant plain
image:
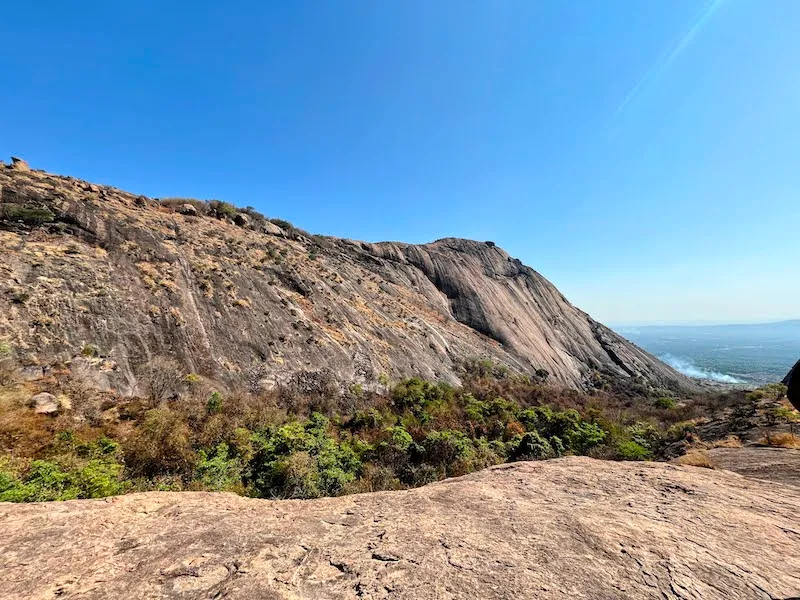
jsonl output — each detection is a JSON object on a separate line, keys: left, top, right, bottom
{"left": 615, "top": 320, "right": 800, "bottom": 385}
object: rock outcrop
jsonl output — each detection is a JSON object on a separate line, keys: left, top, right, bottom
{"left": 0, "top": 160, "right": 695, "bottom": 394}
{"left": 1, "top": 457, "right": 798, "bottom": 599}
{"left": 27, "top": 391, "right": 59, "bottom": 414}
{"left": 783, "top": 359, "right": 800, "bottom": 410}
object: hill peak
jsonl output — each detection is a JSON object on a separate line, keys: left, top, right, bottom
{"left": 0, "top": 160, "right": 693, "bottom": 395}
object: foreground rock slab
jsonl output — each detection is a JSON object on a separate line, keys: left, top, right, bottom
{"left": 1, "top": 457, "right": 799, "bottom": 599}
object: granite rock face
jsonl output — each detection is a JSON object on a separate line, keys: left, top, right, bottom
{"left": 0, "top": 161, "right": 694, "bottom": 394}
{"left": 1, "top": 457, "right": 799, "bottom": 600}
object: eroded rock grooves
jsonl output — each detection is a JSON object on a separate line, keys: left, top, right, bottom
{"left": 0, "top": 161, "right": 693, "bottom": 393}
{"left": 1, "top": 458, "right": 799, "bottom": 599}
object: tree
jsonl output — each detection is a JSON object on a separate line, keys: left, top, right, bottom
{"left": 772, "top": 405, "right": 800, "bottom": 438}
{"left": 136, "top": 357, "right": 183, "bottom": 407}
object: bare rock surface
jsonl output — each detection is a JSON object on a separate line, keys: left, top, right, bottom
{"left": 1, "top": 457, "right": 799, "bottom": 600}
{"left": 0, "top": 161, "right": 695, "bottom": 394}
{"left": 707, "top": 446, "right": 800, "bottom": 488}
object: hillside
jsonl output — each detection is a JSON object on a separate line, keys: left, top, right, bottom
{"left": 2, "top": 457, "right": 799, "bottom": 600}
{"left": 0, "top": 158, "right": 692, "bottom": 395}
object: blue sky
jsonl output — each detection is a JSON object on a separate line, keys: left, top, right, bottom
{"left": 2, "top": 1, "right": 798, "bottom": 325}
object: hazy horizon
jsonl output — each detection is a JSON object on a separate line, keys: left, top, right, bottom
{"left": 610, "top": 318, "right": 800, "bottom": 329}
{"left": 614, "top": 319, "right": 800, "bottom": 385}
{"left": 3, "top": 1, "right": 799, "bottom": 324}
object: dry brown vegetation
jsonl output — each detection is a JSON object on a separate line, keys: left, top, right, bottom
{"left": 676, "top": 449, "right": 716, "bottom": 469}
{"left": 758, "top": 432, "right": 800, "bottom": 449}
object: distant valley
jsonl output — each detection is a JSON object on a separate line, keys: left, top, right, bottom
{"left": 615, "top": 320, "right": 800, "bottom": 385}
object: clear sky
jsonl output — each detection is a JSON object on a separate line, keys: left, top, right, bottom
{"left": 2, "top": 1, "right": 798, "bottom": 325}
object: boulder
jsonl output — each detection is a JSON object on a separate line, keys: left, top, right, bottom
{"left": 234, "top": 212, "right": 250, "bottom": 227}
{"left": 28, "top": 392, "right": 59, "bottom": 414}
{"left": 783, "top": 359, "right": 800, "bottom": 410}
{"left": 178, "top": 203, "right": 198, "bottom": 216}
{"left": 9, "top": 157, "right": 30, "bottom": 171}
{"left": 261, "top": 220, "right": 286, "bottom": 237}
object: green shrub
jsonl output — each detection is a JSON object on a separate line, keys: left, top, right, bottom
{"left": 615, "top": 440, "right": 651, "bottom": 461}
{"left": 269, "top": 218, "right": 295, "bottom": 231}
{"left": 0, "top": 204, "right": 55, "bottom": 225}
{"left": 0, "top": 459, "right": 125, "bottom": 502}
{"left": 248, "top": 413, "right": 361, "bottom": 498}
{"left": 348, "top": 408, "right": 392, "bottom": 431}
{"left": 627, "top": 422, "right": 661, "bottom": 453}
{"left": 421, "top": 430, "right": 473, "bottom": 474}
{"left": 195, "top": 443, "right": 243, "bottom": 491}
{"left": 206, "top": 391, "right": 223, "bottom": 414}
{"left": 460, "top": 357, "right": 511, "bottom": 380}
{"left": 654, "top": 397, "right": 677, "bottom": 409}
{"left": 209, "top": 200, "right": 237, "bottom": 219}
{"left": 509, "top": 431, "right": 555, "bottom": 461}
{"left": 564, "top": 421, "right": 606, "bottom": 454}
{"left": 391, "top": 378, "right": 452, "bottom": 421}
{"left": 81, "top": 343, "right": 100, "bottom": 358}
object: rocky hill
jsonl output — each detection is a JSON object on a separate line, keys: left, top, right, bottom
{"left": 2, "top": 457, "right": 799, "bottom": 600}
{"left": 0, "top": 158, "right": 693, "bottom": 395}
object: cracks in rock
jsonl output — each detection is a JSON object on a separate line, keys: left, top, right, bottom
{"left": 589, "top": 321, "right": 636, "bottom": 377}
{"left": 329, "top": 559, "right": 352, "bottom": 574}
{"left": 371, "top": 552, "right": 400, "bottom": 562}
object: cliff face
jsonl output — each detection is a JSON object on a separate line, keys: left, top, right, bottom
{"left": 0, "top": 159, "right": 693, "bottom": 394}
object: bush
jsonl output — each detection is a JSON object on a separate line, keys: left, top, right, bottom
{"left": 207, "top": 391, "right": 223, "bottom": 414}
{"left": 0, "top": 459, "right": 125, "bottom": 502}
{"left": 460, "top": 357, "right": 511, "bottom": 380}
{"left": 392, "top": 378, "right": 450, "bottom": 414}
{"left": 81, "top": 343, "right": 100, "bottom": 358}
{"left": 564, "top": 421, "right": 606, "bottom": 454}
{"left": 248, "top": 413, "right": 361, "bottom": 498}
{"left": 614, "top": 440, "right": 651, "bottom": 461}
{"left": 654, "top": 397, "right": 677, "bottom": 410}
{"left": 759, "top": 430, "right": 800, "bottom": 448}
{"left": 509, "top": 431, "right": 555, "bottom": 461}
{"left": 269, "top": 218, "right": 295, "bottom": 231}
{"left": 676, "top": 450, "right": 716, "bottom": 468}
{"left": 209, "top": 200, "right": 237, "bottom": 219}
{"left": 195, "top": 443, "right": 243, "bottom": 491}
{"left": 421, "top": 430, "right": 474, "bottom": 475}
{"left": 0, "top": 204, "right": 55, "bottom": 225}
{"left": 125, "top": 409, "right": 196, "bottom": 477}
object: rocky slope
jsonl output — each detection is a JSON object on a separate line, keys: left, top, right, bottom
{"left": 1, "top": 457, "right": 799, "bottom": 600}
{"left": 0, "top": 158, "right": 693, "bottom": 394}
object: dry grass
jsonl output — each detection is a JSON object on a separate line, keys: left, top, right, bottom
{"left": 710, "top": 435, "right": 742, "bottom": 448}
{"left": 676, "top": 450, "right": 716, "bottom": 469}
{"left": 758, "top": 432, "right": 800, "bottom": 449}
